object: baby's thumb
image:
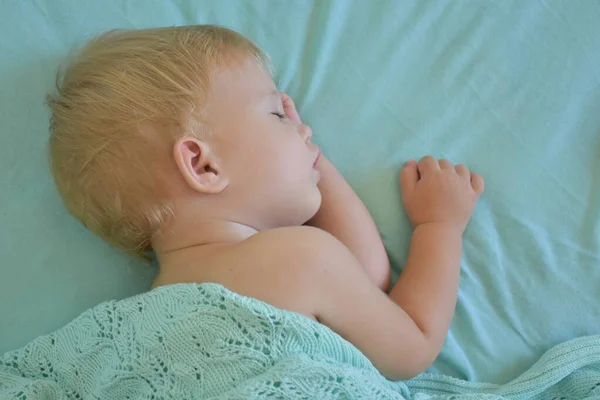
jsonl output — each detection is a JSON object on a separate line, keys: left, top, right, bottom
{"left": 400, "top": 160, "right": 418, "bottom": 194}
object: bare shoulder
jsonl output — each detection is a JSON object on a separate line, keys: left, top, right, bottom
{"left": 246, "top": 228, "right": 433, "bottom": 380}
{"left": 208, "top": 226, "right": 356, "bottom": 318}
{"left": 232, "top": 226, "right": 433, "bottom": 380}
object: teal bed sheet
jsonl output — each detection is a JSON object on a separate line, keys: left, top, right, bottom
{"left": 1, "top": 0, "right": 599, "bottom": 385}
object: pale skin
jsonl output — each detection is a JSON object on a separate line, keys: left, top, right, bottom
{"left": 152, "top": 57, "right": 485, "bottom": 381}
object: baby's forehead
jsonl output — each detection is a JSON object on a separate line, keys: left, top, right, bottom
{"left": 211, "top": 59, "right": 278, "bottom": 103}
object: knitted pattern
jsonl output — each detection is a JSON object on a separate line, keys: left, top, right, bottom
{"left": 1, "top": 283, "right": 599, "bottom": 399}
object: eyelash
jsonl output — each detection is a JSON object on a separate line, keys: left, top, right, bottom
{"left": 272, "top": 112, "right": 285, "bottom": 119}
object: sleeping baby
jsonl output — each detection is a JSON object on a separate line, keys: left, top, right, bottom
{"left": 47, "top": 25, "right": 484, "bottom": 380}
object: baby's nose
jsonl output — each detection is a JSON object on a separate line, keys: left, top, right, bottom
{"left": 299, "top": 124, "right": 313, "bottom": 142}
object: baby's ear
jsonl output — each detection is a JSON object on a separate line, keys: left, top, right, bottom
{"left": 173, "top": 137, "right": 228, "bottom": 194}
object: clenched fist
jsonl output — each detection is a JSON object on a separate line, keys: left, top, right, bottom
{"left": 400, "top": 156, "right": 484, "bottom": 233}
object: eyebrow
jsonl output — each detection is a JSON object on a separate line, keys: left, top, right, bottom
{"left": 262, "top": 91, "right": 281, "bottom": 106}
{"left": 266, "top": 90, "right": 280, "bottom": 99}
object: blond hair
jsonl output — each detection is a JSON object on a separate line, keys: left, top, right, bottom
{"left": 47, "top": 25, "right": 269, "bottom": 259}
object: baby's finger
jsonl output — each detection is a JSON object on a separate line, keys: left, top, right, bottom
{"left": 418, "top": 156, "right": 440, "bottom": 175}
{"left": 280, "top": 92, "right": 302, "bottom": 124}
{"left": 455, "top": 164, "right": 470, "bottom": 178}
{"left": 471, "top": 173, "right": 485, "bottom": 195}
{"left": 400, "top": 160, "right": 419, "bottom": 194}
{"left": 439, "top": 159, "right": 453, "bottom": 170}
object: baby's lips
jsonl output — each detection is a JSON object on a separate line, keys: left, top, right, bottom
{"left": 313, "top": 148, "right": 322, "bottom": 168}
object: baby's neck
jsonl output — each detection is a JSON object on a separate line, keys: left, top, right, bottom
{"left": 154, "top": 216, "right": 258, "bottom": 253}
{"left": 151, "top": 213, "right": 261, "bottom": 288}
{"left": 152, "top": 214, "right": 258, "bottom": 270}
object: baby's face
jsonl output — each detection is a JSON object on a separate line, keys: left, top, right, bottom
{"left": 205, "top": 58, "right": 322, "bottom": 228}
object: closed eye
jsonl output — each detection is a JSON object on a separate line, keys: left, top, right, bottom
{"left": 272, "top": 112, "right": 285, "bottom": 119}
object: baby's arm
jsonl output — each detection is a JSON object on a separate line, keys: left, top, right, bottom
{"left": 306, "top": 157, "right": 484, "bottom": 379}
{"left": 281, "top": 93, "right": 390, "bottom": 291}
{"left": 389, "top": 157, "right": 484, "bottom": 349}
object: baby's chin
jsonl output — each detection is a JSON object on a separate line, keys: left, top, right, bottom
{"left": 311, "top": 190, "right": 323, "bottom": 216}
{"left": 259, "top": 187, "right": 322, "bottom": 228}
{"left": 299, "top": 190, "right": 323, "bottom": 225}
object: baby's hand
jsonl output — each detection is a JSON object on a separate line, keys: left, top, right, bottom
{"left": 400, "top": 156, "right": 484, "bottom": 233}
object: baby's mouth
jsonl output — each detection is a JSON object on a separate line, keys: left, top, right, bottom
{"left": 313, "top": 149, "right": 321, "bottom": 168}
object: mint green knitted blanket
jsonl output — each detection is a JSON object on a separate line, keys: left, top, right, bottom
{"left": 1, "top": 283, "right": 599, "bottom": 399}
